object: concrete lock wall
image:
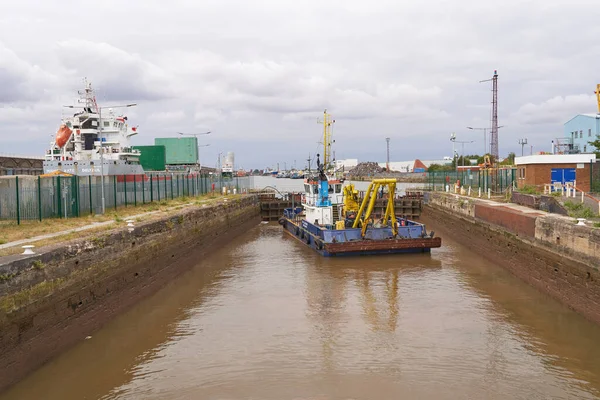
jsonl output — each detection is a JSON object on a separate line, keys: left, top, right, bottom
{"left": 0, "top": 196, "right": 260, "bottom": 392}
{"left": 424, "top": 192, "right": 600, "bottom": 325}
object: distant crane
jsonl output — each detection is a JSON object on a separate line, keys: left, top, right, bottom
{"left": 595, "top": 84, "right": 600, "bottom": 114}
{"left": 480, "top": 70, "right": 499, "bottom": 161}
{"left": 386, "top": 137, "right": 390, "bottom": 171}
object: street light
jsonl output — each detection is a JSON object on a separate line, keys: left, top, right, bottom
{"left": 518, "top": 138, "right": 528, "bottom": 156}
{"left": 64, "top": 103, "right": 136, "bottom": 214}
{"left": 177, "top": 131, "right": 210, "bottom": 169}
{"left": 467, "top": 125, "right": 505, "bottom": 155}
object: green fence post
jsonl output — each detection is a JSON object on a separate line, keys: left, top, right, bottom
{"left": 15, "top": 176, "right": 20, "bottom": 225}
{"left": 150, "top": 174, "right": 154, "bottom": 202}
{"left": 177, "top": 175, "right": 180, "bottom": 197}
{"left": 57, "top": 176, "right": 62, "bottom": 219}
{"left": 134, "top": 175, "right": 137, "bottom": 207}
{"left": 171, "top": 174, "right": 174, "bottom": 199}
{"left": 38, "top": 176, "right": 43, "bottom": 221}
{"left": 164, "top": 175, "right": 168, "bottom": 200}
{"left": 142, "top": 176, "right": 146, "bottom": 204}
{"left": 74, "top": 176, "right": 80, "bottom": 217}
{"left": 124, "top": 175, "right": 127, "bottom": 207}
{"left": 157, "top": 175, "right": 161, "bottom": 202}
{"left": 187, "top": 175, "right": 190, "bottom": 196}
{"left": 88, "top": 176, "right": 93, "bottom": 215}
{"left": 113, "top": 175, "right": 117, "bottom": 211}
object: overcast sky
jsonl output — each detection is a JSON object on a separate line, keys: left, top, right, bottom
{"left": 1, "top": 0, "right": 599, "bottom": 169}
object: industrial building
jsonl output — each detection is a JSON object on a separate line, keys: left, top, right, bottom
{"left": 515, "top": 154, "right": 596, "bottom": 192}
{"left": 557, "top": 114, "right": 600, "bottom": 154}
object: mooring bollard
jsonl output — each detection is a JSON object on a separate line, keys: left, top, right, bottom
{"left": 468, "top": 186, "right": 471, "bottom": 196}
{"left": 487, "top": 189, "right": 491, "bottom": 199}
{"left": 126, "top": 220, "right": 135, "bottom": 233}
{"left": 22, "top": 245, "right": 35, "bottom": 255}
{"left": 576, "top": 218, "right": 587, "bottom": 226}
{"left": 478, "top": 187, "right": 481, "bottom": 198}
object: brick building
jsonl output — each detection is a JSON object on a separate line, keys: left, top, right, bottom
{"left": 515, "top": 154, "right": 596, "bottom": 192}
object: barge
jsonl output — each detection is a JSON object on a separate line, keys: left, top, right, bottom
{"left": 279, "top": 157, "right": 441, "bottom": 257}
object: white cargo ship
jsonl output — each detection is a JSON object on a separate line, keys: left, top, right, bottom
{"left": 43, "top": 80, "right": 144, "bottom": 176}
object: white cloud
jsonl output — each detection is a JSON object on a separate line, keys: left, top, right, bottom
{"left": 2, "top": 0, "right": 600, "bottom": 166}
{"left": 513, "top": 95, "right": 596, "bottom": 125}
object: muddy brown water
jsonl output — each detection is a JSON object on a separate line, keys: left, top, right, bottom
{"left": 2, "top": 218, "right": 600, "bottom": 400}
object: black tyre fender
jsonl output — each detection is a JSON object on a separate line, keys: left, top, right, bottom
{"left": 295, "top": 226, "right": 300, "bottom": 236}
{"left": 278, "top": 218, "right": 285, "bottom": 226}
{"left": 300, "top": 230, "right": 305, "bottom": 239}
{"left": 315, "top": 238, "right": 324, "bottom": 250}
{"left": 305, "top": 233, "right": 311, "bottom": 244}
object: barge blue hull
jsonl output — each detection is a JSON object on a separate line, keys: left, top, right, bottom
{"left": 280, "top": 217, "right": 441, "bottom": 257}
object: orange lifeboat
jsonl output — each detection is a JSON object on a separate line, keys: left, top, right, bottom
{"left": 55, "top": 124, "right": 73, "bottom": 148}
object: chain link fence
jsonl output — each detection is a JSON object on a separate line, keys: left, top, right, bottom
{"left": 0, "top": 173, "right": 238, "bottom": 224}
{"left": 426, "top": 169, "right": 516, "bottom": 193}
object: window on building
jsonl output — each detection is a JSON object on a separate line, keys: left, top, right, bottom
{"left": 113, "top": 121, "right": 118, "bottom": 128}
{"left": 580, "top": 130, "right": 583, "bottom": 138}
{"left": 589, "top": 128, "right": 592, "bottom": 137}
{"left": 103, "top": 121, "right": 110, "bottom": 127}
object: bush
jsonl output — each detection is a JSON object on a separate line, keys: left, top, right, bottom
{"left": 518, "top": 185, "right": 540, "bottom": 195}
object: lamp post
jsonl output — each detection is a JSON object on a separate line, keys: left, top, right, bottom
{"left": 64, "top": 103, "right": 136, "bottom": 214}
{"left": 518, "top": 138, "right": 528, "bottom": 156}
{"left": 467, "top": 125, "right": 505, "bottom": 155}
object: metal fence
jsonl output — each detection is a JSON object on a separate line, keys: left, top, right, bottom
{"left": 426, "top": 169, "right": 517, "bottom": 193}
{"left": 0, "top": 173, "right": 239, "bottom": 224}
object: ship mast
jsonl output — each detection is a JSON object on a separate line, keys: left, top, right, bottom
{"left": 317, "top": 110, "right": 335, "bottom": 170}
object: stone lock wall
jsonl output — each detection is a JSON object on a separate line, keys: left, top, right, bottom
{"left": 425, "top": 192, "right": 600, "bottom": 325}
{"left": 0, "top": 196, "right": 260, "bottom": 392}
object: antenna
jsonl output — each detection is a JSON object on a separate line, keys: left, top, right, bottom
{"left": 480, "top": 70, "right": 499, "bottom": 161}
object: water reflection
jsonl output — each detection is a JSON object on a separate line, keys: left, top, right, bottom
{"left": 2, "top": 222, "right": 600, "bottom": 400}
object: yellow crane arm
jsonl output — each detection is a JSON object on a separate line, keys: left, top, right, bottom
{"left": 351, "top": 179, "right": 398, "bottom": 237}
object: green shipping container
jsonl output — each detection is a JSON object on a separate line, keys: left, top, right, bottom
{"left": 155, "top": 137, "right": 198, "bottom": 165}
{"left": 132, "top": 145, "right": 166, "bottom": 171}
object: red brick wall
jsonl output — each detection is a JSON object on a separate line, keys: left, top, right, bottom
{"left": 474, "top": 204, "right": 538, "bottom": 238}
{"left": 517, "top": 163, "right": 592, "bottom": 192}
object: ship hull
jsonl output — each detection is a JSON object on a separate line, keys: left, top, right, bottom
{"left": 280, "top": 217, "right": 441, "bottom": 257}
{"left": 43, "top": 160, "right": 145, "bottom": 176}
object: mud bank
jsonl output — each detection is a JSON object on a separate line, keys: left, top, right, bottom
{"left": 0, "top": 196, "right": 260, "bottom": 392}
{"left": 424, "top": 192, "right": 600, "bottom": 325}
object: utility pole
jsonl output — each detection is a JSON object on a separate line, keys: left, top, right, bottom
{"left": 386, "top": 137, "right": 390, "bottom": 171}
{"left": 518, "top": 138, "right": 528, "bottom": 156}
{"left": 467, "top": 125, "right": 504, "bottom": 155}
{"left": 479, "top": 70, "right": 499, "bottom": 160}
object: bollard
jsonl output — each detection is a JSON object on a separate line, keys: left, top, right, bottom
{"left": 478, "top": 187, "right": 481, "bottom": 198}
{"left": 22, "top": 245, "right": 35, "bottom": 255}
{"left": 487, "top": 188, "right": 491, "bottom": 199}
{"left": 468, "top": 186, "right": 471, "bottom": 196}
{"left": 126, "top": 220, "right": 135, "bottom": 233}
{"left": 233, "top": 188, "right": 237, "bottom": 195}
{"left": 576, "top": 218, "right": 587, "bottom": 226}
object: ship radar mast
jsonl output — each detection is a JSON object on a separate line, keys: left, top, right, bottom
{"left": 317, "top": 109, "right": 335, "bottom": 170}
{"left": 77, "top": 78, "right": 99, "bottom": 114}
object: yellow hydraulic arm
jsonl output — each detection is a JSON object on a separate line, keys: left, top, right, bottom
{"left": 596, "top": 84, "right": 600, "bottom": 114}
{"left": 352, "top": 179, "right": 397, "bottom": 237}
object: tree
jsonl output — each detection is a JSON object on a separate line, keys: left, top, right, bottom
{"left": 589, "top": 135, "right": 600, "bottom": 157}
{"left": 500, "top": 152, "right": 515, "bottom": 166}
{"left": 428, "top": 163, "right": 453, "bottom": 172}
{"left": 451, "top": 156, "right": 472, "bottom": 168}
